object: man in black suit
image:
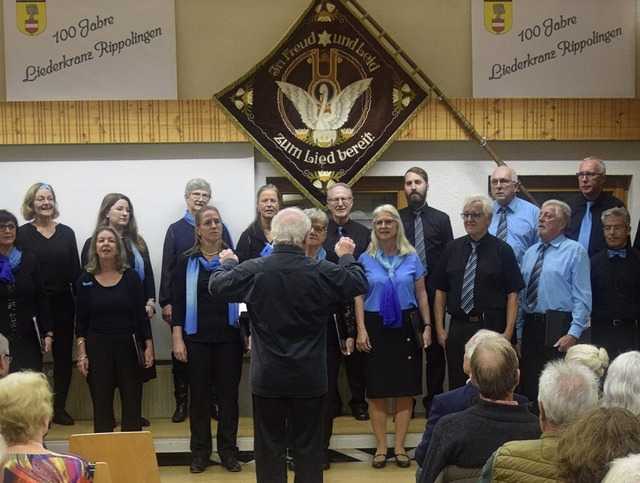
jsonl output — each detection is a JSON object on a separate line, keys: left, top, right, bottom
{"left": 398, "top": 167, "right": 453, "bottom": 414}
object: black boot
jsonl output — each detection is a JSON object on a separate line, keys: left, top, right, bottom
{"left": 172, "top": 374, "right": 188, "bottom": 423}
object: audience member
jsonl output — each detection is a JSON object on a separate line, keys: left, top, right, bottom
{"left": 432, "top": 195, "right": 523, "bottom": 389}
{"left": 557, "top": 406, "right": 640, "bottom": 483}
{"left": 399, "top": 167, "right": 453, "bottom": 413}
{"left": 419, "top": 336, "right": 540, "bottom": 483}
{"left": 323, "top": 183, "right": 371, "bottom": 421}
{"left": 603, "top": 350, "right": 640, "bottom": 416}
{"left": 209, "top": 207, "right": 368, "bottom": 483}
{"left": 488, "top": 165, "right": 540, "bottom": 263}
{"left": 565, "top": 344, "right": 609, "bottom": 389}
{"left": 0, "top": 334, "right": 10, "bottom": 377}
{"left": 602, "top": 453, "right": 640, "bottom": 483}
{"left": 590, "top": 207, "right": 640, "bottom": 357}
{"left": 566, "top": 156, "right": 625, "bottom": 257}
{"left": 0, "top": 371, "right": 91, "bottom": 482}
{"left": 518, "top": 199, "right": 591, "bottom": 403}
{"left": 479, "top": 360, "right": 599, "bottom": 482}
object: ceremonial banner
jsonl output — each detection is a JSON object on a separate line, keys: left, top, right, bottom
{"left": 216, "top": 0, "right": 430, "bottom": 208}
{"left": 472, "top": 0, "right": 635, "bottom": 98}
{"left": 3, "top": 0, "right": 177, "bottom": 100}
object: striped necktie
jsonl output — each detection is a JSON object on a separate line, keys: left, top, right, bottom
{"left": 413, "top": 211, "right": 426, "bottom": 269}
{"left": 496, "top": 207, "right": 508, "bottom": 241}
{"left": 460, "top": 241, "right": 478, "bottom": 314}
{"left": 525, "top": 244, "right": 548, "bottom": 311}
{"left": 337, "top": 226, "right": 345, "bottom": 239}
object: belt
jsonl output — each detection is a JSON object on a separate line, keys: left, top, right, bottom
{"left": 525, "top": 313, "right": 545, "bottom": 323}
{"left": 612, "top": 319, "right": 637, "bottom": 327}
{"left": 453, "top": 314, "right": 481, "bottom": 323}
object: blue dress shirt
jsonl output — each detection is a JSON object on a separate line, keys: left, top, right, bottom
{"left": 517, "top": 234, "right": 591, "bottom": 339}
{"left": 489, "top": 197, "right": 540, "bottom": 264}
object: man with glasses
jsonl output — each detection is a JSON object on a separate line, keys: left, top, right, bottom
{"left": 322, "top": 182, "right": 371, "bottom": 421}
{"left": 517, "top": 200, "right": 591, "bottom": 404}
{"left": 0, "top": 334, "right": 10, "bottom": 377}
{"left": 488, "top": 165, "right": 540, "bottom": 264}
{"left": 159, "top": 179, "right": 233, "bottom": 423}
{"left": 566, "top": 157, "right": 624, "bottom": 257}
{"left": 590, "top": 207, "right": 640, "bottom": 357}
{"left": 431, "top": 195, "right": 523, "bottom": 389}
{"left": 398, "top": 167, "right": 452, "bottom": 414}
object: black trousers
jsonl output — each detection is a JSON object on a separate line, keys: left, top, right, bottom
{"left": 8, "top": 337, "right": 42, "bottom": 373}
{"left": 86, "top": 331, "right": 143, "bottom": 433}
{"left": 445, "top": 317, "right": 484, "bottom": 390}
{"left": 50, "top": 291, "right": 75, "bottom": 412}
{"left": 591, "top": 319, "right": 638, "bottom": 358}
{"left": 322, "top": 321, "right": 343, "bottom": 451}
{"left": 345, "top": 349, "right": 367, "bottom": 410}
{"left": 253, "top": 393, "right": 324, "bottom": 483}
{"left": 185, "top": 338, "right": 243, "bottom": 461}
{"left": 423, "top": 296, "right": 446, "bottom": 405}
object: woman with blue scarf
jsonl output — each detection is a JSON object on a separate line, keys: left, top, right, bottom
{"left": 235, "top": 184, "right": 281, "bottom": 262}
{"left": 355, "top": 204, "right": 432, "bottom": 470}
{"left": 171, "top": 206, "right": 243, "bottom": 474}
{"left": 0, "top": 210, "right": 53, "bottom": 373}
{"left": 80, "top": 193, "right": 156, "bottom": 426}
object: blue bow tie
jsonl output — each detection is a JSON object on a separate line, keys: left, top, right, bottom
{"left": 607, "top": 249, "right": 627, "bottom": 259}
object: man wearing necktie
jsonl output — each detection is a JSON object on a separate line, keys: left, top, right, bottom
{"left": 431, "top": 195, "right": 524, "bottom": 390}
{"left": 488, "top": 165, "right": 540, "bottom": 264}
{"left": 322, "top": 182, "right": 371, "bottom": 421}
{"left": 590, "top": 207, "right": 640, "bottom": 357}
{"left": 565, "top": 157, "right": 625, "bottom": 257}
{"left": 398, "top": 167, "right": 452, "bottom": 413}
{"left": 517, "top": 200, "right": 591, "bottom": 404}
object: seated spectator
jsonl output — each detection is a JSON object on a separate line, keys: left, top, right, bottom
{"left": 0, "top": 371, "right": 92, "bottom": 482}
{"left": 565, "top": 343, "right": 609, "bottom": 378}
{"left": 603, "top": 350, "right": 640, "bottom": 416}
{"left": 479, "top": 360, "right": 599, "bottom": 482}
{"left": 602, "top": 453, "right": 640, "bottom": 483}
{"left": 0, "top": 334, "right": 10, "bottom": 377}
{"left": 418, "top": 336, "right": 540, "bottom": 483}
{"left": 414, "top": 330, "right": 529, "bottom": 475}
{"left": 557, "top": 406, "right": 640, "bottom": 483}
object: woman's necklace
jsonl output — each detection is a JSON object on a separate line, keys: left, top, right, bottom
{"left": 201, "top": 249, "right": 219, "bottom": 257}
{"left": 14, "top": 441, "right": 43, "bottom": 447}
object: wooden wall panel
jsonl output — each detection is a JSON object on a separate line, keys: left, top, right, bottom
{"left": 0, "top": 98, "right": 637, "bottom": 145}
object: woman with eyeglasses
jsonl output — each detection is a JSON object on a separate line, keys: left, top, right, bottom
{"left": 75, "top": 225, "right": 153, "bottom": 433}
{"left": 19, "top": 183, "right": 82, "bottom": 426}
{"left": 0, "top": 210, "right": 53, "bottom": 374}
{"left": 354, "top": 204, "right": 432, "bottom": 470}
{"left": 81, "top": 193, "right": 156, "bottom": 426}
{"left": 235, "top": 184, "right": 282, "bottom": 263}
{"left": 171, "top": 206, "right": 243, "bottom": 474}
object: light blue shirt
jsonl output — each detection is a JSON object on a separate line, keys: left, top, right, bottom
{"left": 516, "top": 234, "right": 591, "bottom": 339}
{"left": 489, "top": 197, "right": 540, "bottom": 264}
{"left": 359, "top": 252, "right": 425, "bottom": 312}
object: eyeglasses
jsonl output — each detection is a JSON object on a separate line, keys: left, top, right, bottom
{"left": 460, "top": 212, "right": 483, "bottom": 220}
{"left": 327, "top": 197, "right": 353, "bottom": 205}
{"left": 576, "top": 172, "right": 603, "bottom": 180}
{"left": 310, "top": 225, "right": 327, "bottom": 233}
{"left": 603, "top": 225, "right": 627, "bottom": 233}
{"left": 490, "top": 179, "right": 516, "bottom": 187}
{"left": 1, "top": 353, "right": 11, "bottom": 364}
{"left": 373, "top": 220, "right": 397, "bottom": 227}
{"left": 190, "top": 192, "right": 211, "bottom": 201}
{"left": 0, "top": 223, "right": 17, "bottom": 232}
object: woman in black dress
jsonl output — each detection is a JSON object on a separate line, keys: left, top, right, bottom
{"left": 75, "top": 226, "right": 154, "bottom": 433}
{"left": 235, "top": 184, "right": 281, "bottom": 262}
{"left": 172, "top": 206, "right": 243, "bottom": 474}
{"left": 19, "top": 183, "right": 81, "bottom": 425}
{"left": 0, "top": 210, "right": 53, "bottom": 373}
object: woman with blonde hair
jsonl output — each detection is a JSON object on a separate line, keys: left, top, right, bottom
{"left": 0, "top": 371, "right": 91, "bottom": 482}
{"left": 19, "top": 182, "right": 81, "bottom": 426}
{"left": 355, "top": 204, "right": 432, "bottom": 469}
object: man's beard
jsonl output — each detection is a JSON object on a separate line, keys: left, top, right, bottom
{"left": 408, "top": 192, "right": 426, "bottom": 210}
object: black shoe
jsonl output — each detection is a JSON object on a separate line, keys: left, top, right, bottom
{"left": 395, "top": 453, "right": 411, "bottom": 468}
{"left": 372, "top": 454, "right": 387, "bottom": 469}
{"left": 141, "top": 417, "right": 150, "bottom": 427}
{"left": 322, "top": 452, "right": 330, "bottom": 470}
{"left": 190, "top": 457, "right": 209, "bottom": 474}
{"left": 223, "top": 457, "right": 241, "bottom": 472}
{"left": 52, "top": 410, "right": 74, "bottom": 426}
{"left": 352, "top": 407, "right": 370, "bottom": 421}
{"left": 211, "top": 403, "right": 219, "bottom": 421}
{"left": 287, "top": 458, "right": 295, "bottom": 471}
{"left": 172, "top": 402, "right": 187, "bottom": 423}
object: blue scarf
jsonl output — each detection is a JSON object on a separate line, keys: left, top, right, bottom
{"left": 0, "top": 247, "right": 22, "bottom": 283}
{"left": 183, "top": 210, "right": 196, "bottom": 227}
{"left": 129, "top": 242, "right": 145, "bottom": 281}
{"left": 185, "top": 255, "right": 239, "bottom": 335}
{"left": 260, "top": 242, "right": 273, "bottom": 257}
{"left": 374, "top": 249, "right": 405, "bottom": 328}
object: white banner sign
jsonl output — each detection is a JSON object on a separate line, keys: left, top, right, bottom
{"left": 472, "top": 0, "right": 635, "bottom": 98}
{"left": 3, "top": 0, "right": 177, "bottom": 100}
